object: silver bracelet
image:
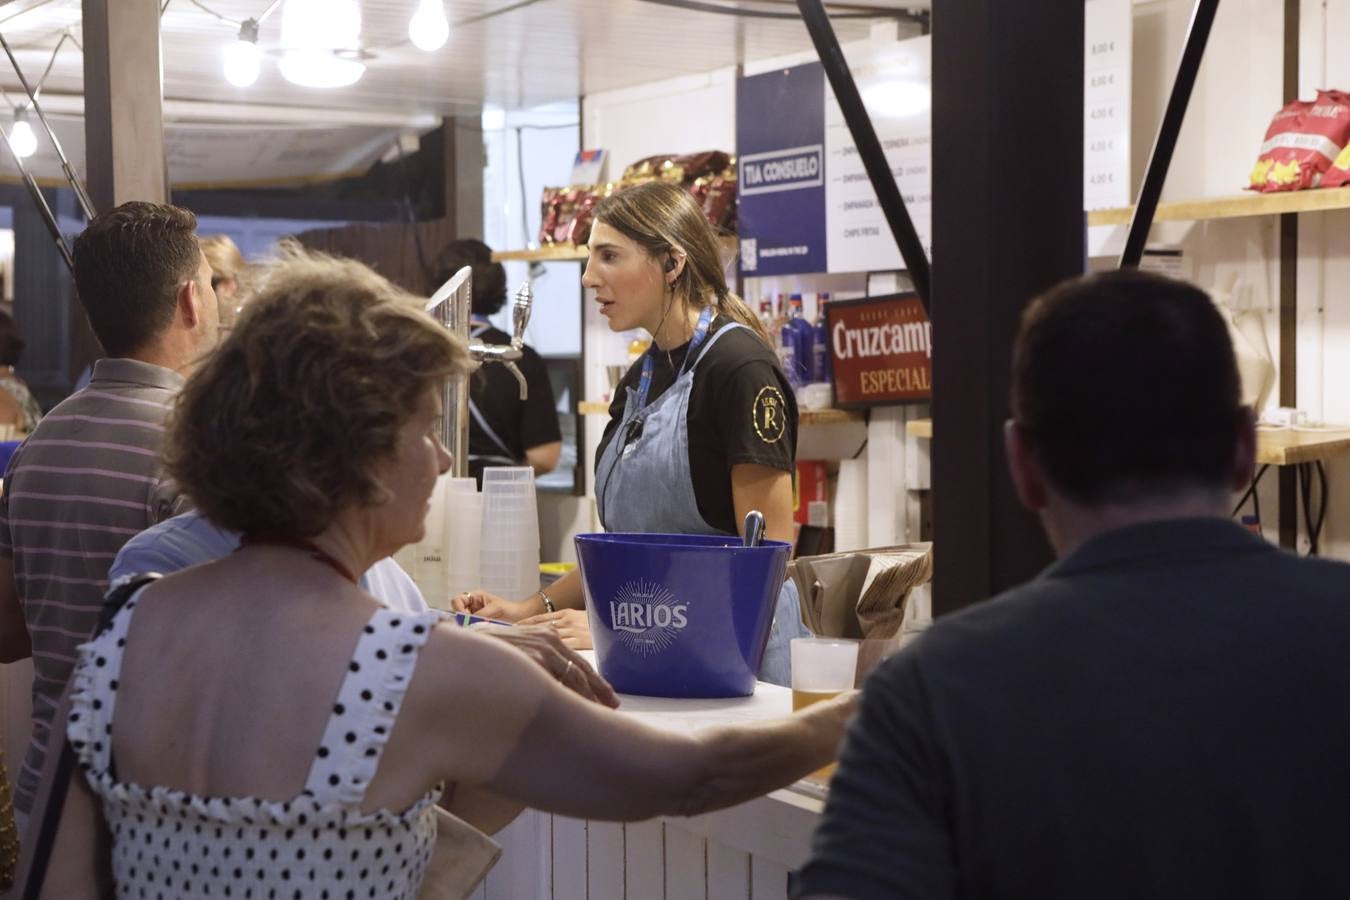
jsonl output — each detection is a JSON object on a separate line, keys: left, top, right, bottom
{"left": 536, "top": 589, "right": 556, "bottom": 614}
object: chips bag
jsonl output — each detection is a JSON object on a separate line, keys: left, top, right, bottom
{"left": 1323, "top": 141, "right": 1350, "bottom": 188}
{"left": 1248, "top": 90, "right": 1350, "bottom": 192}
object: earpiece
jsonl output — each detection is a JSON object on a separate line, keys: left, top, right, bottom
{"left": 665, "top": 257, "right": 677, "bottom": 273}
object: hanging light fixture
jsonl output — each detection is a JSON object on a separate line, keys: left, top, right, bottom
{"left": 279, "top": 0, "right": 365, "bottom": 89}
{"left": 223, "top": 18, "right": 261, "bottom": 87}
{"left": 409, "top": 0, "right": 450, "bottom": 52}
{"left": 8, "top": 109, "right": 36, "bottom": 158}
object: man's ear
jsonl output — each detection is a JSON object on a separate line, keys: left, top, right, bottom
{"left": 1004, "top": 419, "right": 1048, "bottom": 511}
{"left": 1229, "top": 405, "right": 1257, "bottom": 494}
{"left": 177, "top": 277, "right": 201, "bottom": 330}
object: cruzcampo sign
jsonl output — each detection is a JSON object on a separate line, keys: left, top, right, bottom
{"left": 826, "top": 293, "right": 932, "bottom": 407}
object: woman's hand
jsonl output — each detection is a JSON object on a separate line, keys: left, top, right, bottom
{"left": 517, "top": 608, "right": 593, "bottom": 649}
{"left": 452, "top": 589, "right": 544, "bottom": 622}
{"left": 477, "top": 623, "right": 616, "bottom": 707}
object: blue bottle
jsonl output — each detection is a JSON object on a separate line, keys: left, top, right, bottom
{"left": 778, "top": 322, "right": 801, "bottom": 389}
{"left": 786, "top": 294, "right": 812, "bottom": 386}
{"left": 811, "top": 292, "right": 831, "bottom": 385}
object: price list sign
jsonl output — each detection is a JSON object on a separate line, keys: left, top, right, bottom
{"left": 1085, "top": 0, "right": 1133, "bottom": 210}
{"left": 824, "top": 38, "right": 932, "bottom": 275}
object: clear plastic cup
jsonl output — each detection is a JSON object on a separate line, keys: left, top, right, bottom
{"left": 790, "top": 637, "right": 859, "bottom": 782}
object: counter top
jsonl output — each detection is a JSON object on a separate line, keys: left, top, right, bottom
{"left": 580, "top": 651, "right": 831, "bottom": 807}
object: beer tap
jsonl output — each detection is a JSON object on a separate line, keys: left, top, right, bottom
{"left": 427, "top": 270, "right": 533, "bottom": 478}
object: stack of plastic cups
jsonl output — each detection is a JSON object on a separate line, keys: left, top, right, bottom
{"left": 479, "top": 467, "right": 540, "bottom": 601}
{"left": 442, "top": 477, "right": 482, "bottom": 604}
{"left": 416, "top": 475, "right": 457, "bottom": 606}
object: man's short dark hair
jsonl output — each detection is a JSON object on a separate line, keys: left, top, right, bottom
{"left": 431, "top": 238, "right": 508, "bottom": 317}
{"left": 1011, "top": 269, "right": 1243, "bottom": 506}
{"left": 73, "top": 202, "right": 201, "bottom": 357}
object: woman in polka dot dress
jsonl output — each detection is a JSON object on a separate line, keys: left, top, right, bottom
{"left": 43, "top": 248, "right": 855, "bottom": 898}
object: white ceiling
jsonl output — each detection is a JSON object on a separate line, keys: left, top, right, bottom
{"left": 0, "top": 0, "right": 928, "bottom": 123}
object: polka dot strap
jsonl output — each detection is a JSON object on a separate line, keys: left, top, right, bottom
{"left": 67, "top": 582, "right": 154, "bottom": 775}
{"left": 303, "top": 608, "right": 443, "bottom": 807}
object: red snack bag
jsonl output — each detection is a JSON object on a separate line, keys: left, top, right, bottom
{"left": 565, "top": 183, "right": 618, "bottom": 245}
{"left": 1247, "top": 90, "right": 1350, "bottom": 192}
{"left": 551, "top": 187, "right": 586, "bottom": 245}
{"left": 1324, "top": 142, "right": 1350, "bottom": 188}
{"left": 538, "top": 187, "right": 562, "bottom": 245}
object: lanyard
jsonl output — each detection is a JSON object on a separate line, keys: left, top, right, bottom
{"left": 635, "top": 305, "right": 714, "bottom": 410}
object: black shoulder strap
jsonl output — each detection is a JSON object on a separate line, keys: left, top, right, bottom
{"left": 22, "top": 572, "right": 161, "bottom": 900}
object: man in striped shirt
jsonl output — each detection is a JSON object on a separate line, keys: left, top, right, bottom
{"left": 0, "top": 202, "right": 220, "bottom": 827}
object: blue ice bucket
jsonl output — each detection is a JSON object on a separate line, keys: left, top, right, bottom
{"left": 575, "top": 532, "right": 790, "bottom": 698}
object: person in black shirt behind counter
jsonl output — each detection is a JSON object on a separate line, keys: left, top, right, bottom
{"left": 455, "top": 181, "right": 809, "bottom": 685}
{"left": 431, "top": 239, "right": 561, "bottom": 486}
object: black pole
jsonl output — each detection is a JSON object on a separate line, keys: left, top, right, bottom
{"left": 0, "top": 125, "right": 74, "bottom": 273}
{"left": 1119, "top": 0, "right": 1221, "bottom": 268}
{"left": 795, "top": 0, "right": 932, "bottom": 309}
{"left": 0, "top": 31, "right": 97, "bottom": 221}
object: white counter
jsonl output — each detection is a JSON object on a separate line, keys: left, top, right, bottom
{"left": 470, "top": 656, "right": 826, "bottom": 900}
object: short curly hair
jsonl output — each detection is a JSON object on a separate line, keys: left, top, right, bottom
{"left": 163, "top": 245, "right": 471, "bottom": 540}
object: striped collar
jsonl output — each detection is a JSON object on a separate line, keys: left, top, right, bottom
{"left": 89, "top": 358, "right": 185, "bottom": 392}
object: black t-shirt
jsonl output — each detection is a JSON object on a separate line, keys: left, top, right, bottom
{"left": 792, "top": 518, "right": 1350, "bottom": 900}
{"left": 597, "top": 316, "right": 797, "bottom": 534}
{"left": 468, "top": 325, "right": 561, "bottom": 483}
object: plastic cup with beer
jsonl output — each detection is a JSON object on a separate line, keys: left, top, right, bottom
{"left": 791, "top": 637, "right": 860, "bottom": 782}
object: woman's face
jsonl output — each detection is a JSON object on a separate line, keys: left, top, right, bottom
{"left": 369, "top": 385, "right": 451, "bottom": 553}
{"left": 582, "top": 221, "right": 669, "bottom": 334}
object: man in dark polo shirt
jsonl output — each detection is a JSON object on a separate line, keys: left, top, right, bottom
{"left": 793, "top": 270, "right": 1350, "bottom": 899}
{"left": 0, "top": 202, "right": 219, "bottom": 829}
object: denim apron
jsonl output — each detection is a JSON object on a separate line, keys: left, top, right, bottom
{"left": 594, "top": 308, "right": 807, "bottom": 685}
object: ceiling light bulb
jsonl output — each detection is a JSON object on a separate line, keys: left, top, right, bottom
{"left": 8, "top": 118, "right": 36, "bottom": 158}
{"left": 409, "top": 0, "right": 450, "bottom": 52}
{"left": 278, "top": 51, "right": 366, "bottom": 89}
{"left": 223, "top": 20, "right": 261, "bottom": 88}
{"left": 279, "top": 0, "right": 365, "bottom": 88}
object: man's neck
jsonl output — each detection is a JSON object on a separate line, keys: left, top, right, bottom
{"left": 1041, "top": 490, "right": 1231, "bottom": 558}
{"left": 128, "top": 333, "right": 197, "bottom": 375}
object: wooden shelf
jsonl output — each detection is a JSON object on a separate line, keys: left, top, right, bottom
{"left": 494, "top": 237, "right": 740, "bottom": 264}
{"left": 579, "top": 401, "right": 862, "bottom": 427}
{"left": 801, "top": 408, "right": 865, "bottom": 426}
{"left": 493, "top": 245, "right": 593, "bottom": 262}
{"left": 1087, "top": 188, "right": 1350, "bottom": 227}
{"left": 906, "top": 418, "right": 1350, "bottom": 467}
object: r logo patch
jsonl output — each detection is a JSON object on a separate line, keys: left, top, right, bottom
{"left": 752, "top": 386, "right": 787, "bottom": 444}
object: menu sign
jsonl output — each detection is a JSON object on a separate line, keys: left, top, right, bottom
{"left": 827, "top": 293, "right": 932, "bottom": 408}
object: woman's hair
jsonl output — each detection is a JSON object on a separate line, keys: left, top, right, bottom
{"left": 431, "top": 238, "right": 508, "bottom": 317}
{"left": 199, "top": 234, "right": 249, "bottom": 288}
{"left": 164, "top": 244, "right": 470, "bottom": 540}
{"left": 592, "top": 182, "right": 771, "bottom": 346}
{"left": 0, "top": 310, "right": 25, "bottom": 367}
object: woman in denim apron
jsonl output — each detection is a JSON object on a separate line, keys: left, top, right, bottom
{"left": 455, "top": 183, "right": 808, "bottom": 685}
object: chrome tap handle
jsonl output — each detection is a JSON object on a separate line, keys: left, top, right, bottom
{"left": 503, "top": 361, "right": 528, "bottom": 401}
{"left": 511, "top": 281, "right": 533, "bottom": 350}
